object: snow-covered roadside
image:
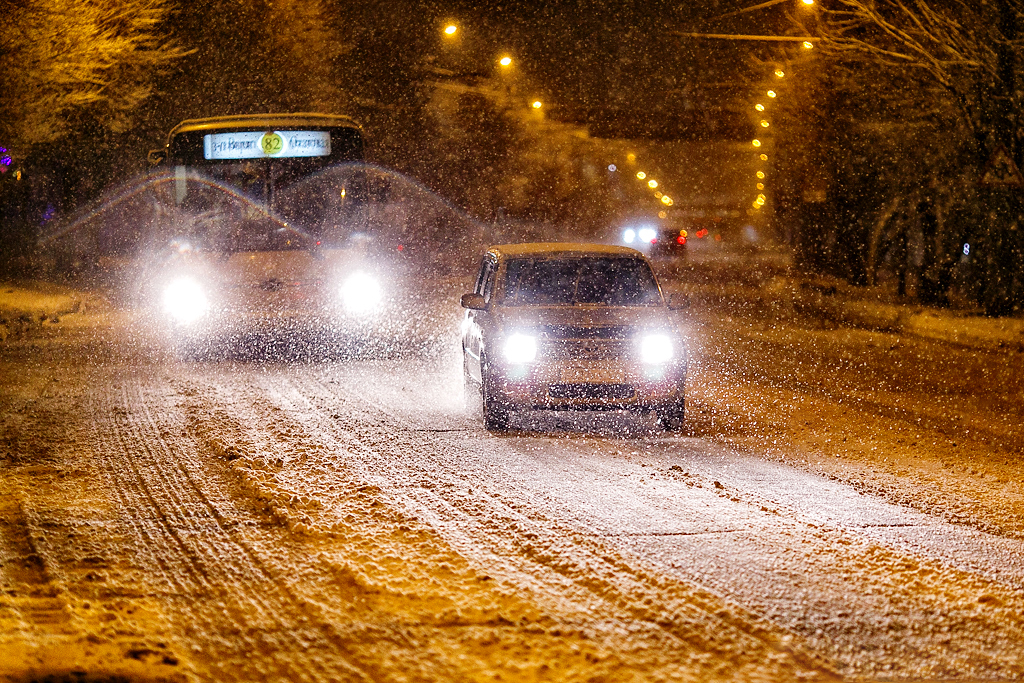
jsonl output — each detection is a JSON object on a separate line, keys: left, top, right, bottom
{"left": 791, "top": 281, "right": 1024, "bottom": 352}
{"left": 0, "top": 281, "right": 108, "bottom": 341}
{"left": 654, "top": 245, "right": 1021, "bottom": 351}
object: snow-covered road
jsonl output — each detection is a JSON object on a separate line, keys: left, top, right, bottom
{"left": 2, "top": 298, "right": 1023, "bottom": 682}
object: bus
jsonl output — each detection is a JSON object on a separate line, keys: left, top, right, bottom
{"left": 148, "top": 113, "right": 364, "bottom": 251}
{"left": 143, "top": 113, "right": 404, "bottom": 356}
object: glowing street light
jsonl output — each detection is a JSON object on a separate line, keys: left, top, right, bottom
{"left": 636, "top": 171, "right": 647, "bottom": 180}
{"left": 444, "top": 24, "right": 458, "bottom": 36}
{"left": 756, "top": 171, "right": 765, "bottom": 179}
{"left": 760, "top": 120, "right": 770, "bottom": 127}
{"left": 774, "top": 69, "right": 785, "bottom": 78}
{"left": 767, "top": 90, "right": 777, "bottom": 98}
{"left": 755, "top": 103, "right": 765, "bottom": 112}
{"left": 760, "top": 153, "right": 768, "bottom": 161}
{"left": 803, "top": 41, "right": 814, "bottom": 49}
{"left": 752, "top": 139, "right": 762, "bottom": 147}
{"left": 531, "top": 100, "right": 543, "bottom": 109}
{"left": 499, "top": 56, "right": 513, "bottom": 67}
{"left": 661, "top": 195, "right": 673, "bottom": 205}
{"left": 647, "top": 179, "right": 658, "bottom": 189}
{"left": 802, "top": 0, "right": 814, "bottom": 5}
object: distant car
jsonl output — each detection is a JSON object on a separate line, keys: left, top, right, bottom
{"left": 460, "top": 243, "right": 687, "bottom": 431}
{"left": 620, "top": 225, "right": 688, "bottom": 258}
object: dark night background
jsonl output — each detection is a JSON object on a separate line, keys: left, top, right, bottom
{"left": 1, "top": 0, "right": 1023, "bottom": 314}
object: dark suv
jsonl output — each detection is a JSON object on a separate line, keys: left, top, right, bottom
{"left": 460, "top": 243, "right": 687, "bottom": 431}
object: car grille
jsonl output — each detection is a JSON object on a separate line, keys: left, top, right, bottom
{"left": 540, "top": 338, "right": 632, "bottom": 361}
{"left": 548, "top": 383, "right": 636, "bottom": 400}
{"left": 540, "top": 325, "right": 637, "bottom": 339}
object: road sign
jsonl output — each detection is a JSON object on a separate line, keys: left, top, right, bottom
{"left": 980, "top": 145, "right": 1024, "bottom": 187}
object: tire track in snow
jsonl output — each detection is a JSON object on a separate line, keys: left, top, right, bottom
{"left": 253, "top": 362, "right": 1024, "bottom": 681}
{"left": 208, "top": 368, "right": 840, "bottom": 682}
{"left": 87, "top": 375, "right": 371, "bottom": 683}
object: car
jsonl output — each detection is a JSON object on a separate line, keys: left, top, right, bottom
{"left": 460, "top": 242, "right": 688, "bottom": 431}
{"left": 619, "top": 224, "right": 689, "bottom": 259}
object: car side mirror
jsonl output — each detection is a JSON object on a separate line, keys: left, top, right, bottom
{"left": 668, "top": 293, "right": 690, "bottom": 310}
{"left": 460, "top": 293, "right": 487, "bottom": 310}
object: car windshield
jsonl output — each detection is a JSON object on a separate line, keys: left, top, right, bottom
{"left": 501, "top": 256, "right": 662, "bottom": 306}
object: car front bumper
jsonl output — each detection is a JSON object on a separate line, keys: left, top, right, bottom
{"left": 487, "top": 360, "right": 686, "bottom": 411}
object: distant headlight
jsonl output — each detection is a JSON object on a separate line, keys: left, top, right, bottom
{"left": 340, "top": 272, "right": 383, "bottom": 315}
{"left": 623, "top": 228, "right": 636, "bottom": 244}
{"left": 503, "top": 333, "right": 537, "bottom": 363}
{"left": 163, "top": 277, "right": 209, "bottom": 324}
{"left": 640, "top": 333, "right": 673, "bottom": 364}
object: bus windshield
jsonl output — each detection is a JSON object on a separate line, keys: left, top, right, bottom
{"left": 155, "top": 114, "right": 364, "bottom": 252}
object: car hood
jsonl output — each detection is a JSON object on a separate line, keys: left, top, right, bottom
{"left": 491, "top": 304, "right": 673, "bottom": 334}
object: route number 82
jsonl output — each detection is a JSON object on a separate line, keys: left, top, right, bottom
{"left": 260, "top": 132, "right": 285, "bottom": 156}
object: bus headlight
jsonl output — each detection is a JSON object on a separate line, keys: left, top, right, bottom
{"left": 640, "top": 333, "right": 673, "bottom": 364}
{"left": 503, "top": 333, "right": 537, "bottom": 363}
{"left": 340, "top": 272, "right": 383, "bottom": 315}
{"left": 163, "top": 277, "right": 209, "bottom": 324}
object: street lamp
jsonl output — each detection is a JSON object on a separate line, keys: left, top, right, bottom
{"left": 499, "top": 56, "right": 513, "bottom": 67}
{"left": 532, "top": 100, "right": 543, "bottom": 109}
{"left": 444, "top": 24, "right": 458, "bottom": 36}
{"left": 648, "top": 179, "right": 658, "bottom": 189}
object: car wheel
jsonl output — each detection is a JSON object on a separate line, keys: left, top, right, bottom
{"left": 481, "top": 362, "right": 512, "bottom": 431}
{"left": 658, "top": 400, "right": 685, "bottom": 431}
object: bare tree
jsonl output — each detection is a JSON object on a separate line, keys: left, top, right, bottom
{"left": 0, "top": 0, "right": 191, "bottom": 149}
{"left": 800, "top": 0, "right": 1024, "bottom": 312}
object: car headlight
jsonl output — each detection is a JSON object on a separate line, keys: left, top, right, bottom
{"left": 163, "top": 277, "right": 209, "bottom": 324}
{"left": 640, "top": 333, "right": 673, "bottom": 364}
{"left": 340, "top": 272, "right": 383, "bottom": 315}
{"left": 503, "top": 333, "right": 537, "bottom": 363}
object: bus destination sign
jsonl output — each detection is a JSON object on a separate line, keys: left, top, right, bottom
{"left": 203, "top": 130, "right": 332, "bottom": 160}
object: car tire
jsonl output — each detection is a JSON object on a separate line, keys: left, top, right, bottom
{"left": 658, "top": 401, "right": 686, "bottom": 431}
{"left": 481, "top": 362, "right": 512, "bottom": 431}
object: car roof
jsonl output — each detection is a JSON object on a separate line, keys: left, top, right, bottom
{"left": 168, "top": 113, "right": 361, "bottom": 141}
{"left": 488, "top": 242, "right": 645, "bottom": 259}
